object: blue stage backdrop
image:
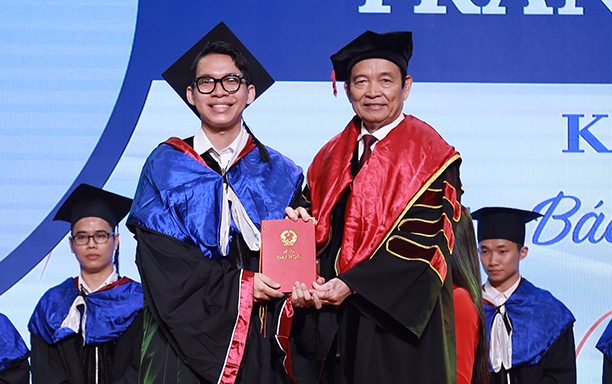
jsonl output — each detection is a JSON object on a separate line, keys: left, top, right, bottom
{"left": 0, "top": 1, "right": 610, "bottom": 382}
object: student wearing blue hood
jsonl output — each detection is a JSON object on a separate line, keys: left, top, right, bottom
{"left": 472, "top": 207, "right": 576, "bottom": 384}
{"left": 127, "top": 22, "right": 304, "bottom": 384}
{"left": 0, "top": 313, "right": 29, "bottom": 384}
{"left": 28, "top": 184, "right": 143, "bottom": 384}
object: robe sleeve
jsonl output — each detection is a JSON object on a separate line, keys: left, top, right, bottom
{"left": 113, "top": 310, "right": 143, "bottom": 384}
{"left": 30, "top": 334, "right": 73, "bottom": 384}
{"left": 0, "top": 357, "right": 30, "bottom": 384}
{"left": 604, "top": 354, "right": 612, "bottom": 384}
{"left": 338, "top": 161, "right": 460, "bottom": 338}
{"left": 132, "top": 225, "right": 254, "bottom": 383}
{"left": 536, "top": 325, "right": 577, "bottom": 384}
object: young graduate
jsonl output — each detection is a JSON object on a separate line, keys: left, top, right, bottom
{"left": 28, "top": 183, "right": 143, "bottom": 384}
{"left": 0, "top": 313, "right": 30, "bottom": 384}
{"left": 128, "top": 22, "right": 304, "bottom": 384}
{"left": 472, "top": 207, "right": 576, "bottom": 384}
{"left": 597, "top": 319, "right": 612, "bottom": 384}
{"left": 453, "top": 207, "right": 489, "bottom": 384}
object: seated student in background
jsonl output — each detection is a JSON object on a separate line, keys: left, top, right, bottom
{"left": 0, "top": 313, "right": 30, "bottom": 384}
{"left": 597, "top": 319, "right": 612, "bottom": 384}
{"left": 472, "top": 207, "right": 576, "bottom": 384}
{"left": 452, "top": 206, "right": 490, "bottom": 384}
{"left": 29, "top": 184, "right": 143, "bottom": 384}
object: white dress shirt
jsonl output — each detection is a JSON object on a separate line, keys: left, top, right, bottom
{"left": 357, "top": 114, "right": 404, "bottom": 158}
{"left": 482, "top": 276, "right": 522, "bottom": 374}
{"left": 193, "top": 127, "right": 249, "bottom": 172}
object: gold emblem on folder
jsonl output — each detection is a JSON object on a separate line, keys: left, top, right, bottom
{"left": 280, "top": 230, "right": 298, "bottom": 246}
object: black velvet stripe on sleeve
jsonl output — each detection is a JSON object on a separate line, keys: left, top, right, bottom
{"left": 339, "top": 161, "right": 461, "bottom": 338}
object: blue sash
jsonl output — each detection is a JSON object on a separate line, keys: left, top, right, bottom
{"left": 28, "top": 277, "right": 143, "bottom": 346}
{"left": 484, "top": 279, "right": 575, "bottom": 367}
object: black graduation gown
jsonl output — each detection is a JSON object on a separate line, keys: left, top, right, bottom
{"left": 131, "top": 139, "right": 304, "bottom": 384}
{"left": 491, "top": 325, "right": 576, "bottom": 384}
{"left": 604, "top": 354, "right": 612, "bottom": 384}
{"left": 0, "top": 357, "right": 30, "bottom": 384}
{"left": 292, "top": 149, "right": 460, "bottom": 384}
{"left": 30, "top": 310, "right": 143, "bottom": 384}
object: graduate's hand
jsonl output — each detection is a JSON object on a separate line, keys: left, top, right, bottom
{"left": 253, "top": 273, "right": 284, "bottom": 302}
{"left": 291, "top": 282, "right": 322, "bottom": 309}
{"left": 285, "top": 207, "right": 312, "bottom": 222}
{"left": 312, "top": 277, "right": 353, "bottom": 306}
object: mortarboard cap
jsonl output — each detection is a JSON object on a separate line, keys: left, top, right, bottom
{"left": 331, "top": 30, "right": 413, "bottom": 83}
{"left": 471, "top": 207, "right": 543, "bottom": 245}
{"left": 54, "top": 184, "right": 133, "bottom": 230}
{"left": 162, "top": 22, "right": 274, "bottom": 117}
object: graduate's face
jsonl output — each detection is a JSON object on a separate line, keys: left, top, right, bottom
{"left": 478, "top": 239, "right": 528, "bottom": 292}
{"left": 345, "top": 58, "right": 412, "bottom": 133}
{"left": 186, "top": 53, "right": 256, "bottom": 134}
{"left": 69, "top": 217, "right": 118, "bottom": 276}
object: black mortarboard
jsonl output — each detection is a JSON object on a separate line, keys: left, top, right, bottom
{"left": 54, "top": 184, "right": 133, "bottom": 230}
{"left": 162, "top": 22, "right": 274, "bottom": 117}
{"left": 330, "top": 30, "right": 413, "bottom": 83}
{"left": 471, "top": 207, "right": 543, "bottom": 245}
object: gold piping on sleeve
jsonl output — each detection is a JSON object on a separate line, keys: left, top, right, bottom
{"left": 369, "top": 154, "right": 461, "bottom": 259}
{"left": 385, "top": 235, "right": 445, "bottom": 283}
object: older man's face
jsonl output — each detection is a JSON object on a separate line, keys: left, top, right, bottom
{"left": 344, "top": 58, "right": 412, "bottom": 133}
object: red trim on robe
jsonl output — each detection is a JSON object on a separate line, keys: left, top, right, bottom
{"left": 163, "top": 136, "right": 257, "bottom": 170}
{"left": 308, "top": 115, "right": 460, "bottom": 273}
{"left": 220, "top": 270, "right": 254, "bottom": 384}
{"left": 73, "top": 276, "right": 134, "bottom": 293}
{"left": 444, "top": 182, "right": 461, "bottom": 222}
{"left": 275, "top": 297, "right": 296, "bottom": 383}
{"left": 431, "top": 248, "right": 448, "bottom": 281}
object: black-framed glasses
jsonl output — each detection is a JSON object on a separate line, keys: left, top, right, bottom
{"left": 192, "top": 74, "right": 246, "bottom": 94}
{"left": 71, "top": 232, "right": 116, "bottom": 245}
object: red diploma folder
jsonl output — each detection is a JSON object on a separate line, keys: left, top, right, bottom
{"left": 260, "top": 219, "right": 316, "bottom": 293}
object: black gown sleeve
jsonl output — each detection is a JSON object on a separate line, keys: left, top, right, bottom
{"left": 132, "top": 225, "right": 249, "bottom": 383}
{"left": 111, "top": 310, "right": 143, "bottom": 384}
{"left": 531, "top": 325, "right": 577, "bottom": 384}
{"left": 502, "top": 325, "right": 577, "bottom": 384}
{"left": 604, "top": 353, "right": 612, "bottom": 384}
{"left": 0, "top": 356, "right": 30, "bottom": 384}
{"left": 30, "top": 334, "right": 81, "bottom": 384}
{"left": 338, "top": 161, "right": 461, "bottom": 337}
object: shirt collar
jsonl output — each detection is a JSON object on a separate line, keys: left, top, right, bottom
{"left": 78, "top": 270, "right": 118, "bottom": 295}
{"left": 193, "top": 127, "right": 249, "bottom": 170}
{"left": 483, "top": 275, "right": 522, "bottom": 307}
{"left": 358, "top": 114, "right": 405, "bottom": 142}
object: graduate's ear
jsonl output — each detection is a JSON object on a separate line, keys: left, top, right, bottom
{"left": 519, "top": 245, "right": 528, "bottom": 261}
{"left": 113, "top": 233, "right": 119, "bottom": 252}
{"left": 69, "top": 237, "right": 76, "bottom": 254}
{"left": 186, "top": 85, "right": 196, "bottom": 106}
{"left": 246, "top": 84, "right": 256, "bottom": 106}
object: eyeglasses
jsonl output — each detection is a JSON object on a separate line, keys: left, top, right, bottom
{"left": 192, "top": 74, "right": 246, "bottom": 94}
{"left": 71, "top": 232, "right": 116, "bottom": 245}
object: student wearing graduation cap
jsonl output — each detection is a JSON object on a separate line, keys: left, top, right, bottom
{"left": 28, "top": 183, "right": 143, "bottom": 384}
{"left": 0, "top": 313, "right": 30, "bottom": 384}
{"left": 127, "top": 22, "right": 304, "bottom": 384}
{"left": 286, "top": 30, "right": 462, "bottom": 383}
{"left": 597, "top": 319, "right": 612, "bottom": 384}
{"left": 471, "top": 207, "right": 576, "bottom": 384}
